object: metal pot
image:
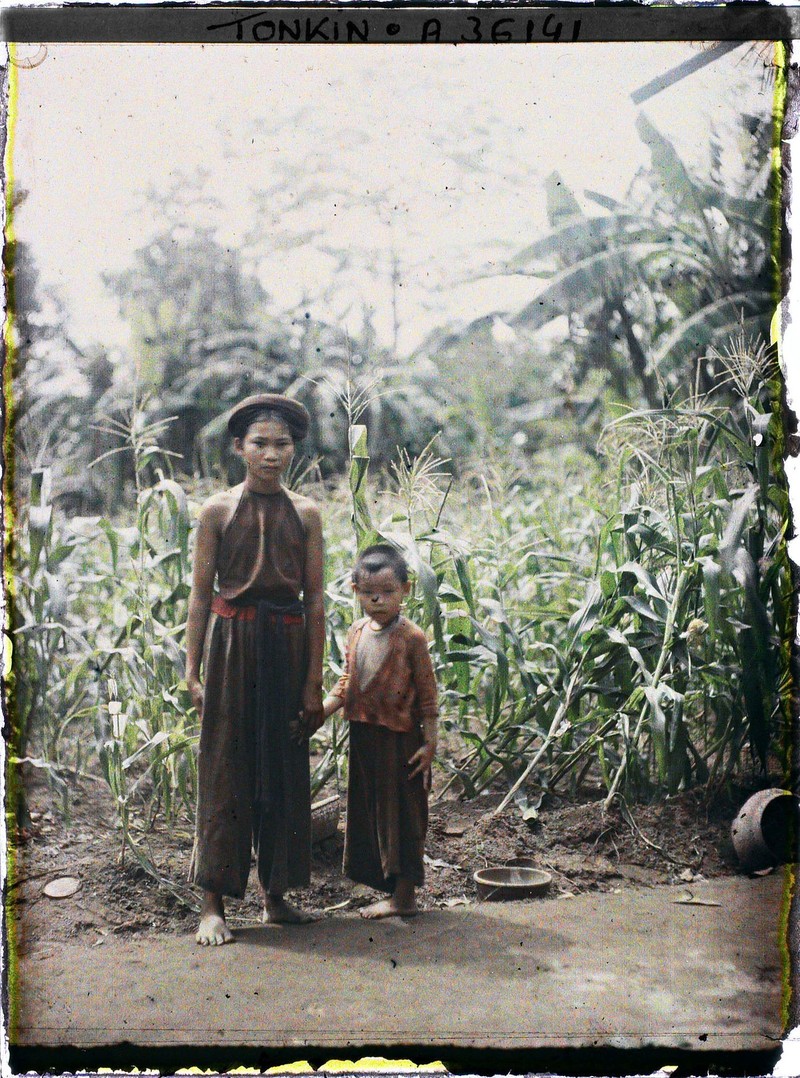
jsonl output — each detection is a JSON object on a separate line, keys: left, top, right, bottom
{"left": 731, "top": 788, "right": 799, "bottom": 872}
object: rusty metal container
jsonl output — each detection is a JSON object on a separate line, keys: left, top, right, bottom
{"left": 731, "top": 788, "right": 798, "bottom": 872}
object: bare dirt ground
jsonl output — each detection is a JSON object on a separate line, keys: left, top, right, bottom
{"left": 9, "top": 770, "right": 788, "bottom": 1074}
{"left": 9, "top": 768, "right": 755, "bottom": 949}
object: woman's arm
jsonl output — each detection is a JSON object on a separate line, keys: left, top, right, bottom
{"left": 300, "top": 501, "right": 325, "bottom": 734}
{"left": 184, "top": 501, "right": 221, "bottom": 719}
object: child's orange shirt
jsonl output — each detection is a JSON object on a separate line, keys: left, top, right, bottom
{"left": 331, "top": 616, "right": 438, "bottom": 734}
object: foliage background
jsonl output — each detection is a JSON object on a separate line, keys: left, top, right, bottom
{"left": 5, "top": 43, "right": 794, "bottom": 879}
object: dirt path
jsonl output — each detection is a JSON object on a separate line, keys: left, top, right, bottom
{"left": 11, "top": 775, "right": 748, "bottom": 945}
{"left": 11, "top": 873, "right": 786, "bottom": 1059}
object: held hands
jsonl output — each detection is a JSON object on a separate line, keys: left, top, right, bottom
{"left": 302, "top": 681, "right": 325, "bottom": 733}
{"left": 290, "top": 682, "right": 325, "bottom": 743}
{"left": 189, "top": 671, "right": 325, "bottom": 741}
{"left": 407, "top": 741, "right": 436, "bottom": 791}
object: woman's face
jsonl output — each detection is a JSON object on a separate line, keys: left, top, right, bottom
{"left": 235, "top": 418, "right": 295, "bottom": 482}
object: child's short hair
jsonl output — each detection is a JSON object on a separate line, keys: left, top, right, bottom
{"left": 352, "top": 544, "right": 409, "bottom": 585}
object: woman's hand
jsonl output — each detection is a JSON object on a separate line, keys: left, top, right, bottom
{"left": 408, "top": 741, "right": 435, "bottom": 790}
{"left": 187, "top": 675, "right": 204, "bottom": 719}
{"left": 294, "top": 681, "right": 324, "bottom": 742}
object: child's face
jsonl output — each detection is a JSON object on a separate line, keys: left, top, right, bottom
{"left": 234, "top": 419, "right": 294, "bottom": 482}
{"left": 353, "top": 567, "right": 410, "bottom": 627}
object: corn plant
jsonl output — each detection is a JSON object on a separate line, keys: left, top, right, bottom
{"left": 8, "top": 466, "right": 102, "bottom": 822}
{"left": 89, "top": 397, "right": 198, "bottom": 835}
{"left": 582, "top": 335, "right": 791, "bottom": 802}
{"left": 429, "top": 465, "right": 597, "bottom": 806}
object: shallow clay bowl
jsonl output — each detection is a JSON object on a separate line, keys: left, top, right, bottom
{"left": 474, "top": 866, "right": 552, "bottom": 901}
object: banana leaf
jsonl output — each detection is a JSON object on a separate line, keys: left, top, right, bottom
{"left": 651, "top": 295, "right": 771, "bottom": 372}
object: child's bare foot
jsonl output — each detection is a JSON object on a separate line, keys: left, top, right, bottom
{"left": 360, "top": 896, "right": 418, "bottom": 919}
{"left": 196, "top": 892, "right": 234, "bottom": 946}
{"left": 262, "top": 895, "right": 316, "bottom": 924}
{"left": 196, "top": 913, "right": 235, "bottom": 946}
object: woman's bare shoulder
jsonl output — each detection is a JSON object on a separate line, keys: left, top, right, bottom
{"left": 285, "top": 489, "right": 321, "bottom": 527}
{"left": 198, "top": 486, "right": 243, "bottom": 528}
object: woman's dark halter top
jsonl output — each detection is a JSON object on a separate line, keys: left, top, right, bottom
{"left": 216, "top": 485, "right": 305, "bottom": 606}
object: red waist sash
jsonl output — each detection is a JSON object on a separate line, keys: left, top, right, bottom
{"left": 211, "top": 595, "right": 304, "bottom": 625}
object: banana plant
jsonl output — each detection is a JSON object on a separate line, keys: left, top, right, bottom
{"left": 454, "top": 112, "right": 774, "bottom": 412}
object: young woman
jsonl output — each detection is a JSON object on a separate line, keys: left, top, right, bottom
{"left": 185, "top": 394, "right": 325, "bottom": 945}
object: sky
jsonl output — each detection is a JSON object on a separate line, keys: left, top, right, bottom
{"left": 9, "top": 42, "right": 776, "bottom": 356}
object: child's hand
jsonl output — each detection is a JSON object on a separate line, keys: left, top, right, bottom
{"left": 408, "top": 742, "right": 435, "bottom": 791}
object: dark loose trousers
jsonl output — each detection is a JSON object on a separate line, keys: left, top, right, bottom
{"left": 344, "top": 721, "right": 428, "bottom": 892}
{"left": 189, "top": 605, "right": 311, "bottom": 899}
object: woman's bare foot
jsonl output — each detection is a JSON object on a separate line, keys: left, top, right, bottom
{"left": 196, "top": 892, "right": 234, "bottom": 946}
{"left": 262, "top": 894, "right": 316, "bottom": 924}
{"left": 361, "top": 879, "right": 418, "bottom": 919}
{"left": 360, "top": 895, "right": 418, "bottom": 919}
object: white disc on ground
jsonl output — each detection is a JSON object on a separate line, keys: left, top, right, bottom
{"left": 43, "top": 876, "right": 81, "bottom": 899}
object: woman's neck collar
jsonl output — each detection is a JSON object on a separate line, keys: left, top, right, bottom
{"left": 244, "top": 477, "right": 284, "bottom": 496}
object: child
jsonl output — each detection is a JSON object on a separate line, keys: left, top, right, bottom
{"left": 185, "top": 393, "right": 325, "bottom": 945}
{"left": 323, "top": 544, "right": 438, "bottom": 919}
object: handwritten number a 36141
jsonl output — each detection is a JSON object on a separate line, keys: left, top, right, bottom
{"left": 206, "top": 12, "right": 584, "bottom": 43}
